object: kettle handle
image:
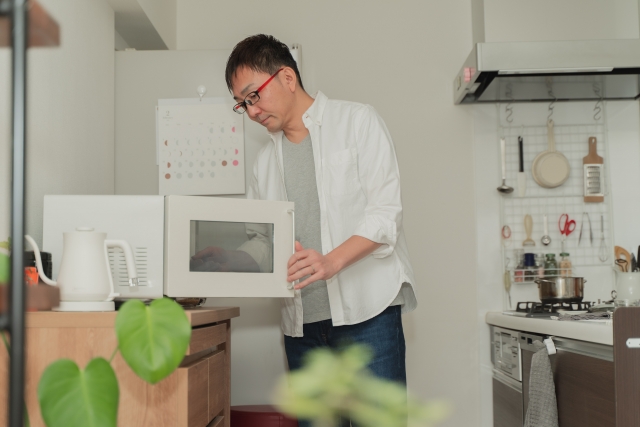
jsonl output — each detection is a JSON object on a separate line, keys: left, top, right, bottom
{"left": 105, "top": 240, "right": 138, "bottom": 288}
{"left": 24, "top": 235, "right": 57, "bottom": 286}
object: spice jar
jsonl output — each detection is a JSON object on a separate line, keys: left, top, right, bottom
{"left": 559, "top": 252, "right": 572, "bottom": 277}
{"left": 524, "top": 253, "right": 536, "bottom": 281}
{"left": 544, "top": 254, "right": 558, "bottom": 277}
{"left": 535, "top": 253, "right": 545, "bottom": 279}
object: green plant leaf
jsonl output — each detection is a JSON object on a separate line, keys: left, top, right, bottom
{"left": 115, "top": 298, "right": 191, "bottom": 384}
{"left": 38, "top": 357, "right": 118, "bottom": 427}
{"left": 0, "top": 252, "right": 9, "bottom": 285}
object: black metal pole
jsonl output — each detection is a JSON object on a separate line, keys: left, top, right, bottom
{"left": 8, "top": 0, "right": 28, "bottom": 426}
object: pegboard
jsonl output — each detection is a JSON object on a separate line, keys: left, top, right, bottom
{"left": 499, "top": 122, "right": 614, "bottom": 278}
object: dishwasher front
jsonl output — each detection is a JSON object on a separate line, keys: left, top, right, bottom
{"left": 490, "top": 326, "right": 545, "bottom": 427}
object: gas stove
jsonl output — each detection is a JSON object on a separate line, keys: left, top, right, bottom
{"left": 503, "top": 301, "right": 593, "bottom": 318}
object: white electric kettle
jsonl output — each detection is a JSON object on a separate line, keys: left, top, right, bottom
{"left": 25, "top": 227, "right": 138, "bottom": 311}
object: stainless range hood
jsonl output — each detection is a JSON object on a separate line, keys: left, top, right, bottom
{"left": 454, "top": 40, "right": 640, "bottom": 104}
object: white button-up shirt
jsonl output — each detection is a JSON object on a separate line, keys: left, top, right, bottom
{"left": 246, "top": 91, "right": 417, "bottom": 337}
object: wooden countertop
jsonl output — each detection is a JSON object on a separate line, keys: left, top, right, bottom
{"left": 25, "top": 306, "right": 239, "bottom": 328}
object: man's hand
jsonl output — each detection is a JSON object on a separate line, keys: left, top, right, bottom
{"left": 287, "top": 237, "right": 383, "bottom": 290}
{"left": 191, "top": 246, "right": 260, "bottom": 273}
{"left": 287, "top": 241, "right": 340, "bottom": 290}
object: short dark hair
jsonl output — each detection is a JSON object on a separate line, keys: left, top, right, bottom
{"left": 225, "top": 34, "right": 304, "bottom": 92}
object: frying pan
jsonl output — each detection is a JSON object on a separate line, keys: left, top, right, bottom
{"left": 532, "top": 120, "right": 570, "bottom": 188}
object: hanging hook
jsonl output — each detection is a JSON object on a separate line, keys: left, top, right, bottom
{"left": 505, "top": 82, "right": 514, "bottom": 124}
{"left": 546, "top": 77, "right": 556, "bottom": 123}
{"left": 593, "top": 82, "right": 603, "bottom": 121}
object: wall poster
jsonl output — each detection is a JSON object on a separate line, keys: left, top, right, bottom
{"left": 156, "top": 98, "right": 245, "bottom": 195}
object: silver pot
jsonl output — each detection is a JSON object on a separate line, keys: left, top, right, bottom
{"left": 534, "top": 277, "right": 586, "bottom": 304}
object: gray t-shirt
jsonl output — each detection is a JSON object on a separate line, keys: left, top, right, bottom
{"left": 282, "top": 133, "right": 332, "bottom": 323}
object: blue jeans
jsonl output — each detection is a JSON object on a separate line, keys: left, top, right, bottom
{"left": 284, "top": 305, "right": 406, "bottom": 427}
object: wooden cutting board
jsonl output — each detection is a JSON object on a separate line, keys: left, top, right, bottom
{"left": 583, "top": 137, "right": 604, "bottom": 203}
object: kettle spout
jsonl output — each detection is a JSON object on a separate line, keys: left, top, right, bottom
{"left": 24, "top": 235, "right": 57, "bottom": 286}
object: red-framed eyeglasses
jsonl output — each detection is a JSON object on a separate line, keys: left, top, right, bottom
{"left": 233, "top": 68, "right": 284, "bottom": 114}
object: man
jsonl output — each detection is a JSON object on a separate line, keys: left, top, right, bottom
{"left": 225, "top": 34, "right": 417, "bottom": 426}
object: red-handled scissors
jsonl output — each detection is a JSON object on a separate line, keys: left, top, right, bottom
{"left": 559, "top": 214, "right": 576, "bottom": 237}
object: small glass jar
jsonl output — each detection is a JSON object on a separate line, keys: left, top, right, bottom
{"left": 524, "top": 253, "right": 536, "bottom": 281}
{"left": 544, "top": 253, "right": 558, "bottom": 277}
{"left": 559, "top": 252, "right": 572, "bottom": 277}
{"left": 535, "top": 253, "right": 545, "bottom": 279}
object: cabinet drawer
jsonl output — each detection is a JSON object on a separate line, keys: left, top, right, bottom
{"left": 177, "top": 349, "right": 227, "bottom": 427}
{"left": 207, "top": 350, "right": 226, "bottom": 420}
{"left": 177, "top": 357, "right": 210, "bottom": 427}
{"left": 187, "top": 324, "right": 226, "bottom": 355}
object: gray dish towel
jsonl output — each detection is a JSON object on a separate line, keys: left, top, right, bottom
{"left": 524, "top": 341, "right": 559, "bottom": 427}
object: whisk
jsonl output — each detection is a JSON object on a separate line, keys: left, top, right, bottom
{"left": 504, "top": 257, "right": 512, "bottom": 309}
{"left": 598, "top": 215, "right": 609, "bottom": 262}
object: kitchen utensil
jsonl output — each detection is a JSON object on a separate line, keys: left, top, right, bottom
{"left": 541, "top": 215, "right": 551, "bottom": 246}
{"left": 583, "top": 136, "right": 604, "bottom": 203}
{"left": 632, "top": 254, "right": 638, "bottom": 272}
{"left": 558, "top": 214, "right": 576, "bottom": 238}
{"left": 497, "top": 138, "right": 514, "bottom": 195}
{"left": 532, "top": 120, "right": 571, "bottom": 188}
{"left": 616, "top": 258, "right": 629, "bottom": 273}
{"left": 504, "top": 257, "right": 512, "bottom": 309}
{"left": 517, "top": 136, "right": 526, "bottom": 197}
{"left": 578, "top": 212, "right": 592, "bottom": 246}
{"left": 612, "top": 268, "right": 640, "bottom": 306}
{"left": 523, "top": 214, "right": 535, "bottom": 247}
{"left": 614, "top": 246, "right": 632, "bottom": 270}
{"left": 501, "top": 225, "right": 512, "bottom": 247}
{"left": 535, "top": 276, "right": 585, "bottom": 304}
{"left": 598, "top": 215, "right": 608, "bottom": 262}
{"left": 558, "top": 213, "right": 576, "bottom": 252}
{"left": 25, "top": 228, "right": 138, "bottom": 312}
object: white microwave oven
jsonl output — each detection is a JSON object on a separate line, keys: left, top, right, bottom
{"left": 42, "top": 195, "right": 295, "bottom": 300}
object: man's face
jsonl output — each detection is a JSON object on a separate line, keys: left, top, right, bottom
{"left": 231, "top": 66, "right": 288, "bottom": 133}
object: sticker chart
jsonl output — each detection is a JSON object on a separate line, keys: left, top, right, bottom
{"left": 156, "top": 98, "right": 245, "bottom": 195}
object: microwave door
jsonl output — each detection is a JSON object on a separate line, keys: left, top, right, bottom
{"left": 164, "top": 196, "right": 295, "bottom": 298}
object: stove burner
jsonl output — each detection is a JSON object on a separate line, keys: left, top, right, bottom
{"left": 516, "top": 301, "right": 592, "bottom": 317}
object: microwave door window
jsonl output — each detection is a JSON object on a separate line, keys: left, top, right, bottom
{"left": 189, "top": 220, "right": 274, "bottom": 273}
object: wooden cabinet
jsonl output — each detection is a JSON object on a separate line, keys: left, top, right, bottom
{"left": 522, "top": 347, "right": 615, "bottom": 427}
{"left": 0, "top": 306, "right": 239, "bottom": 427}
{"left": 492, "top": 376, "right": 523, "bottom": 427}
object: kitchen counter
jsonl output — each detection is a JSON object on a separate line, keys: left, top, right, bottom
{"left": 486, "top": 311, "right": 613, "bottom": 345}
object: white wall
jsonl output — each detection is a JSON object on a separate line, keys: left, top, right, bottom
{"left": 0, "top": 0, "right": 116, "bottom": 246}
{"left": 176, "top": 1, "right": 478, "bottom": 425}
{"left": 484, "top": 0, "right": 639, "bottom": 42}
{"left": 138, "top": 0, "right": 177, "bottom": 49}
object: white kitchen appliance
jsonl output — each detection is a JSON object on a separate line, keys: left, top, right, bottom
{"left": 43, "top": 195, "right": 295, "bottom": 300}
{"left": 454, "top": 40, "right": 640, "bottom": 105}
{"left": 25, "top": 228, "right": 137, "bottom": 311}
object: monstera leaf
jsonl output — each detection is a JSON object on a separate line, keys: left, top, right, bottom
{"left": 115, "top": 298, "right": 191, "bottom": 384}
{"left": 0, "top": 249, "right": 9, "bottom": 285}
{"left": 38, "top": 357, "right": 118, "bottom": 427}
